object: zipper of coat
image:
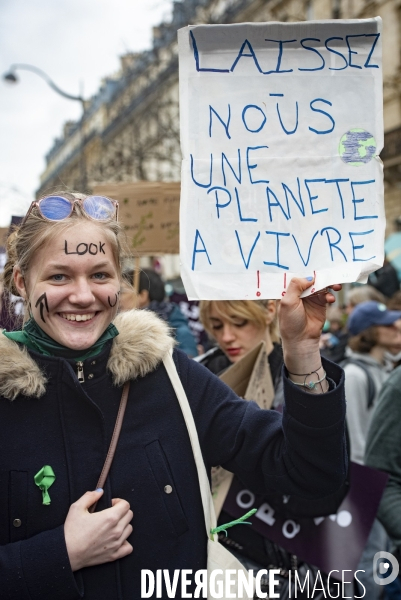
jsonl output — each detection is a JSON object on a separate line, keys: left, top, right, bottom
{"left": 76, "top": 361, "right": 85, "bottom": 383}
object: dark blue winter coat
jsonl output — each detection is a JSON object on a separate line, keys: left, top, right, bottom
{"left": 0, "top": 309, "right": 346, "bottom": 600}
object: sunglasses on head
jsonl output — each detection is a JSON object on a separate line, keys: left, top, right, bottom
{"left": 21, "top": 195, "right": 119, "bottom": 226}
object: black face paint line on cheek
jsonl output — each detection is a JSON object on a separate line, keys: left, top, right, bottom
{"left": 35, "top": 292, "right": 50, "bottom": 324}
{"left": 107, "top": 291, "right": 120, "bottom": 308}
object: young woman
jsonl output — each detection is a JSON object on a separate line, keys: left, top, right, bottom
{"left": 198, "top": 299, "right": 283, "bottom": 402}
{"left": 0, "top": 192, "right": 346, "bottom": 600}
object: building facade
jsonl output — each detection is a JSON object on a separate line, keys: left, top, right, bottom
{"left": 38, "top": 0, "right": 401, "bottom": 236}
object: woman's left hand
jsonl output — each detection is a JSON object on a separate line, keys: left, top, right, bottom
{"left": 278, "top": 276, "right": 342, "bottom": 374}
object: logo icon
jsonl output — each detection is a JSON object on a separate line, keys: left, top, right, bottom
{"left": 373, "top": 551, "right": 399, "bottom": 585}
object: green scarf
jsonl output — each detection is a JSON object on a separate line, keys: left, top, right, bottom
{"left": 3, "top": 318, "right": 119, "bottom": 362}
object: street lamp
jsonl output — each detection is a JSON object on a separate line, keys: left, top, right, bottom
{"left": 3, "top": 63, "right": 88, "bottom": 191}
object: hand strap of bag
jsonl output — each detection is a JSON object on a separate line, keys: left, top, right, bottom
{"left": 89, "top": 381, "right": 131, "bottom": 513}
{"left": 163, "top": 351, "right": 217, "bottom": 538}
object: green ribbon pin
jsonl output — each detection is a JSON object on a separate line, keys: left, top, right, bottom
{"left": 210, "top": 508, "right": 257, "bottom": 538}
{"left": 34, "top": 465, "right": 55, "bottom": 505}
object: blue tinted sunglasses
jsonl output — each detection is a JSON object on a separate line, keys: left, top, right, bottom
{"left": 21, "top": 195, "right": 118, "bottom": 225}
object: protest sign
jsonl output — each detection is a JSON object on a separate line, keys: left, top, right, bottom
{"left": 224, "top": 462, "right": 388, "bottom": 577}
{"left": 178, "top": 19, "right": 384, "bottom": 299}
{"left": 94, "top": 182, "right": 180, "bottom": 255}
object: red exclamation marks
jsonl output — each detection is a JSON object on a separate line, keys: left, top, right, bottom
{"left": 256, "top": 271, "right": 261, "bottom": 297}
{"left": 311, "top": 271, "right": 316, "bottom": 294}
{"left": 282, "top": 273, "right": 287, "bottom": 297}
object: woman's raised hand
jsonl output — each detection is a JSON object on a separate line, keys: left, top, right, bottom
{"left": 64, "top": 489, "right": 133, "bottom": 572}
{"left": 278, "top": 277, "right": 342, "bottom": 376}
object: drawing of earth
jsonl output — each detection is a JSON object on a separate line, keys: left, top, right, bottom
{"left": 339, "top": 129, "right": 376, "bottom": 165}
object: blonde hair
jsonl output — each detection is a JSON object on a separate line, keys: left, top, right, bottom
{"left": 200, "top": 299, "right": 279, "bottom": 343}
{"left": 2, "top": 192, "right": 130, "bottom": 300}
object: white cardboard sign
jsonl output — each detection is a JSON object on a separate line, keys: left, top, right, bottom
{"left": 178, "top": 19, "right": 384, "bottom": 300}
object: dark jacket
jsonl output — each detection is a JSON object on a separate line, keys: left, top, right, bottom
{"left": 0, "top": 310, "right": 346, "bottom": 600}
{"left": 198, "top": 343, "right": 286, "bottom": 567}
{"left": 368, "top": 262, "right": 400, "bottom": 298}
{"left": 365, "top": 365, "right": 401, "bottom": 549}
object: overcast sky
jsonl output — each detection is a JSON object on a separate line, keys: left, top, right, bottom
{"left": 0, "top": 0, "right": 173, "bottom": 226}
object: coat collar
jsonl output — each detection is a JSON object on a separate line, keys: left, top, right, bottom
{"left": 0, "top": 309, "right": 175, "bottom": 400}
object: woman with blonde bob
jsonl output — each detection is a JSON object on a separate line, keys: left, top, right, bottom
{"left": 0, "top": 192, "right": 346, "bottom": 600}
{"left": 199, "top": 299, "right": 279, "bottom": 375}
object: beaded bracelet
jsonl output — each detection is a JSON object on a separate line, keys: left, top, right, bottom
{"left": 287, "top": 367, "right": 327, "bottom": 391}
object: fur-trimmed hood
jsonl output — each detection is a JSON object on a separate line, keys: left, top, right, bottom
{"left": 0, "top": 309, "right": 175, "bottom": 400}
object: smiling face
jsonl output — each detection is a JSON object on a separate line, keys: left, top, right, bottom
{"left": 207, "top": 301, "right": 274, "bottom": 363}
{"left": 14, "top": 221, "right": 120, "bottom": 350}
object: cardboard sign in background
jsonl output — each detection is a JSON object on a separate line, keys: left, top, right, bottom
{"left": 94, "top": 182, "right": 180, "bottom": 255}
{"left": 178, "top": 19, "right": 384, "bottom": 300}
